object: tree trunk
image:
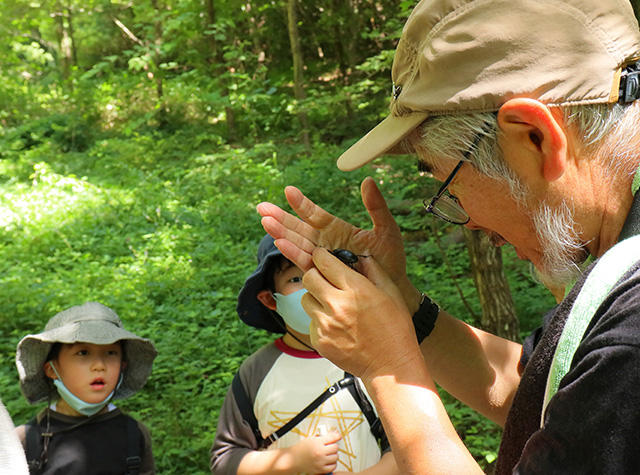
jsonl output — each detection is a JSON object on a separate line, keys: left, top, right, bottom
{"left": 286, "top": 0, "right": 310, "bottom": 150}
{"left": 66, "top": 4, "right": 78, "bottom": 68}
{"left": 53, "top": 3, "right": 72, "bottom": 80}
{"left": 150, "top": 0, "right": 165, "bottom": 118}
{"left": 204, "top": 0, "right": 217, "bottom": 53}
{"left": 245, "top": 0, "right": 263, "bottom": 54}
{"left": 204, "top": 0, "right": 236, "bottom": 140}
{"left": 463, "top": 228, "right": 520, "bottom": 342}
{"left": 330, "top": 0, "right": 357, "bottom": 122}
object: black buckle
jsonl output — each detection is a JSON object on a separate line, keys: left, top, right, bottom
{"left": 618, "top": 61, "right": 640, "bottom": 103}
{"left": 264, "top": 433, "right": 278, "bottom": 446}
{"left": 126, "top": 455, "right": 142, "bottom": 471}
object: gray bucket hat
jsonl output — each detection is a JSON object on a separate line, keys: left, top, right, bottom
{"left": 16, "top": 302, "right": 158, "bottom": 405}
{"left": 236, "top": 235, "right": 287, "bottom": 333}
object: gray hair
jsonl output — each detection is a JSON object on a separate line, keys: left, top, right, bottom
{"left": 408, "top": 101, "right": 640, "bottom": 196}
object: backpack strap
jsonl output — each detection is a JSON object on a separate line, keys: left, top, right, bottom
{"left": 542, "top": 234, "right": 640, "bottom": 426}
{"left": 24, "top": 408, "right": 143, "bottom": 474}
{"left": 125, "top": 416, "right": 142, "bottom": 475}
{"left": 231, "top": 372, "right": 266, "bottom": 447}
{"left": 261, "top": 376, "right": 355, "bottom": 448}
{"left": 343, "top": 372, "right": 387, "bottom": 448}
{"left": 232, "top": 370, "right": 363, "bottom": 449}
{"left": 25, "top": 415, "right": 44, "bottom": 474}
{"left": 233, "top": 368, "right": 389, "bottom": 450}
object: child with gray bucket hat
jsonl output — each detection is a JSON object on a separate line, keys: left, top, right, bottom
{"left": 14, "top": 302, "right": 157, "bottom": 475}
{"left": 210, "top": 235, "right": 396, "bottom": 474}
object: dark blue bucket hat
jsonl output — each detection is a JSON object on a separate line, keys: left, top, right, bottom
{"left": 236, "top": 235, "right": 286, "bottom": 333}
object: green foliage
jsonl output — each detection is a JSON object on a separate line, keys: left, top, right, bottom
{"left": 0, "top": 124, "right": 554, "bottom": 473}
{"left": 0, "top": 128, "right": 378, "bottom": 472}
{"left": 502, "top": 249, "right": 557, "bottom": 335}
{"left": 442, "top": 391, "right": 502, "bottom": 468}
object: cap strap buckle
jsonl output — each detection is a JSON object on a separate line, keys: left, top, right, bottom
{"left": 618, "top": 61, "right": 640, "bottom": 103}
{"left": 392, "top": 83, "right": 402, "bottom": 100}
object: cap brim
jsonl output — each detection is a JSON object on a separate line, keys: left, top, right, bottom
{"left": 337, "top": 112, "right": 428, "bottom": 171}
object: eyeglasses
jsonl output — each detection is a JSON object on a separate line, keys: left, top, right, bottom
{"left": 423, "top": 131, "right": 486, "bottom": 225}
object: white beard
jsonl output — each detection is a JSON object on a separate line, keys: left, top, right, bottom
{"left": 529, "top": 199, "right": 588, "bottom": 290}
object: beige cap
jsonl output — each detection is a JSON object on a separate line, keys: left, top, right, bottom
{"left": 337, "top": 0, "right": 640, "bottom": 171}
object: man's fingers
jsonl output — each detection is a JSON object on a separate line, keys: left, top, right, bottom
{"left": 260, "top": 215, "right": 316, "bottom": 253}
{"left": 272, "top": 238, "right": 314, "bottom": 272}
{"left": 257, "top": 204, "right": 319, "bottom": 250}
{"left": 257, "top": 200, "right": 322, "bottom": 272}
{"left": 306, "top": 248, "right": 359, "bottom": 292}
{"left": 301, "top": 267, "right": 330, "bottom": 309}
{"left": 285, "top": 186, "right": 345, "bottom": 235}
{"left": 358, "top": 250, "right": 389, "bottom": 286}
{"left": 359, "top": 255, "right": 410, "bottom": 312}
{"left": 361, "top": 177, "right": 403, "bottom": 239}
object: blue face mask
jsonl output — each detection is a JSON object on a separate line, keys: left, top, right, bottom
{"left": 49, "top": 362, "right": 122, "bottom": 417}
{"left": 273, "top": 288, "right": 312, "bottom": 335}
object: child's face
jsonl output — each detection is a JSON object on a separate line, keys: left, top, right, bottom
{"left": 273, "top": 262, "right": 305, "bottom": 296}
{"left": 46, "top": 342, "right": 124, "bottom": 404}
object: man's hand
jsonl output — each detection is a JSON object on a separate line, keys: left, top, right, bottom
{"left": 303, "top": 248, "right": 421, "bottom": 380}
{"left": 257, "top": 177, "right": 420, "bottom": 309}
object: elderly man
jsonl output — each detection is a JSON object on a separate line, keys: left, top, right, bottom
{"left": 258, "top": 0, "right": 640, "bottom": 473}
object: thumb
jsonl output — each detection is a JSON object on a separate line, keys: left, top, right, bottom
{"left": 359, "top": 252, "right": 392, "bottom": 287}
{"left": 319, "top": 431, "right": 342, "bottom": 445}
{"left": 360, "top": 254, "right": 408, "bottom": 307}
{"left": 361, "top": 177, "right": 402, "bottom": 237}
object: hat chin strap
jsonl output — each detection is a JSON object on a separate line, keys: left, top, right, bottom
{"left": 49, "top": 362, "right": 122, "bottom": 417}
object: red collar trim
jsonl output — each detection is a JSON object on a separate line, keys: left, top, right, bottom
{"left": 275, "top": 337, "right": 322, "bottom": 359}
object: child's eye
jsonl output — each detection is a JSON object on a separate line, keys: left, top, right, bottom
{"left": 76, "top": 350, "right": 89, "bottom": 356}
{"left": 289, "top": 276, "right": 302, "bottom": 283}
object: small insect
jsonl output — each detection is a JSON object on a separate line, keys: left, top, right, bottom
{"left": 330, "top": 249, "right": 369, "bottom": 268}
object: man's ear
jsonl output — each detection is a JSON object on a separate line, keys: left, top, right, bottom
{"left": 497, "top": 98, "right": 568, "bottom": 183}
{"left": 257, "top": 290, "right": 277, "bottom": 311}
{"left": 44, "top": 361, "right": 57, "bottom": 380}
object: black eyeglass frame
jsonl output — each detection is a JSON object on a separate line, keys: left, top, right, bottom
{"left": 422, "top": 130, "right": 486, "bottom": 225}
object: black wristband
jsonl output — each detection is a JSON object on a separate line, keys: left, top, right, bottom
{"left": 412, "top": 293, "right": 440, "bottom": 344}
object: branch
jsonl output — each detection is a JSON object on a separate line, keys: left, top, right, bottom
{"left": 429, "top": 220, "right": 479, "bottom": 321}
{"left": 113, "top": 17, "right": 144, "bottom": 46}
